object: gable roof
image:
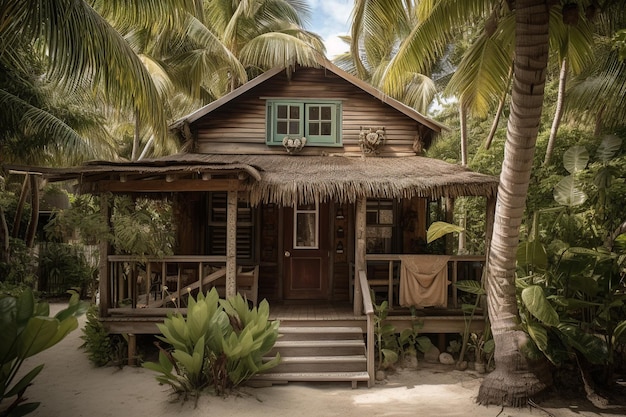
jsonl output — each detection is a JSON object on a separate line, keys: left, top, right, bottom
{"left": 170, "top": 58, "right": 448, "bottom": 134}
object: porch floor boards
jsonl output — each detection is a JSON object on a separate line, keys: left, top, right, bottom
{"left": 268, "top": 303, "right": 361, "bottom": 321}
{"left": 101, "top": 303, "right": 480, "bottom": 335}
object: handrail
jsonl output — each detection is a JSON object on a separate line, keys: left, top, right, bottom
{"left": 358, "top": 269, "right": 374, "bottom": 388}
{"left": 359, "top": 270, "right": 374, "bottom": 316}
{"left": 365, "top": 254, "right": 484, "bottom": 261}
{"left": 108, "top": 255, "right": 227, "bottom": 263}
{"left": 107, "top": 255, "right": 228, "bottom": 309}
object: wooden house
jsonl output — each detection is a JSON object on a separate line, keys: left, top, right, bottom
{"left": 13, "top": 59, "right": 498, "bottom": 387}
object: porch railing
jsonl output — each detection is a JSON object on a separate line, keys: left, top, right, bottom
{"left": 106, "top": 255, "right": 227, "bottom": 310}
{"left": 350, "top": 254, "right": 485, "bottom": 309}
{"left": 358, "top": 269, "right": 375, "bottom": 388}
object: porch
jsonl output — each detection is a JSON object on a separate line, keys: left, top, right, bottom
{"left": 99, "top": 253, "right": 485, "bottom": 335}
{"left": 100, "top": 253, "right": 485, "bottom": 387}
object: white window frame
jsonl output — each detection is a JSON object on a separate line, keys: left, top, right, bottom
{"left": 293, "top": 201, "right": 319, "bottom": 249}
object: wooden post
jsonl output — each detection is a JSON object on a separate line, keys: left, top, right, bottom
{"left": 127, "top": 334, "right": 136, "bottom": 366}
{"left": 225, "top": 190, "right": 237, "bottom": 299}
{"left": 98, "top": 194, "right": 111, "bottom": 318}
{"left": 485, "top": 196, "right": 496, "bottom": 250}
{"left": 444, "top": 197, "right": 455, "bottom": 255}
{"left": 354, "top": 197, "right": 366, "bottom": 315}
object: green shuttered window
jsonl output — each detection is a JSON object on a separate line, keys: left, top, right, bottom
{"left": 266, "top": 100, "right": 342, "bottom": 146}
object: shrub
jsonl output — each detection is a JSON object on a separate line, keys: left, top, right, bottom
{"left": 0, "top": 288, "right": 87, "bottom": 416}
{"left": 0, "top": 238, "right": 37, "bottom": 287}
{"left": 38, "top": 243, "right": 94, "bottom": 297}
{"left": 144, "top": 289, "right": 280, "bottom": 400}
{"left": 80, "top": 305, "right": 113, "bottom": 367}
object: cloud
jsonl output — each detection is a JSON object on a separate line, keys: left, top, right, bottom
{"left": 305, "top": 0, "right": 351, "bottom": 58}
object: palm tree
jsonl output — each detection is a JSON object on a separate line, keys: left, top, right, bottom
{"left": 378, "top": 1, "right": 582, "bottom": 405}
{"left": 542, "top": 5, "right": 595, "bottom": 166}
{"left": 0, "top": 0, "right": 197, "bottom": 252}
{"left": 203, "top": 0, "right": 326, "bottom": 92}
{"left": 103, "top": 0, "right": 326, "bottom": 158}
{"left": 566, "top": 12, "right": 626, "bottom": 136}
{"left": 0, "top": 1, "right": 197, "bottom": 162}
{"left": 335, "top": 0, "right": 437, "bottom": 113}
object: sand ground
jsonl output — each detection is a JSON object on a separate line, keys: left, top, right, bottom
{"left": 14, "top": 304, "right": 625, "bottom": 417}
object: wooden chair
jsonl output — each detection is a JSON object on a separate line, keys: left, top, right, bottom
{"left": 235, "top": 265, "right": 259, "bottom": 307}
{"left": 211, "top": 265, "right": 259, "bottom": 307}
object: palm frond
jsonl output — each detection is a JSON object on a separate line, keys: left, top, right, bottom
{"left": 0, "top": 88, "right": 113, "bottom": 164}
{"left": 446, "top": 33, "right": 512, "bottom": 118}
{"left": 10, "top": 0, "right": 169, "bottom": 147}
{"left": 382, "top": 0, "right": 491, "bottom": 97}
{"left": 239, "top": 32, "right": 325, "bottom": 69}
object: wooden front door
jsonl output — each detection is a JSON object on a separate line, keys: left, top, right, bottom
{"left": 283, "top": 202, "right": 330, "bottom": 300}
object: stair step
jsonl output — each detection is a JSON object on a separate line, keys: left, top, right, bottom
{"left": 254, "top": 371, "right": 370, "bottom": 385}
{"left": 272, "top": 339, "right": 365, "bottom": 356}
{"left": 267, "top": 355, "right": 366, "bottom": 373}
{"left": 267, "top": 355, "right": 366, "bottom": 364}
{"left": 278, "top": 326, "right": 364, "bottom": 341}
{"left": 274, "top": 340, "right": 365, "bottom": 347}
{"left": 264, "top": 323, "right": 370, "bottom": 387}
{"left": 279, "top": 326, "right": 363, "bottom": 334}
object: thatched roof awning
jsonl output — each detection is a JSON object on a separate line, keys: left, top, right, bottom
{"left": 5, "top": 154, "right": 498, "bottom": 205}
{"left": 6, "top": 158, "right": 262, "bottom": 182}
{"left": 236, "top": 155, "right": 498, "bottom": 205}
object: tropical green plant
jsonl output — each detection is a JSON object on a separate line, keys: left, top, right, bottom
{"left": 467, "top": 329, "right": 494, "bottom": 372}
{"left": 79, "top": 305, "right": 112, "bottom": 367}
{"left": 515, "top": 257, "right": 612, "bottom": 386}
{"left": 426, "top": 221, "right": 465, "bottom": 244}
{"left": 371, "top": 298, "right": 431, "bottom": 371}
{"left": 454, "top": 280, "right": 488, "bottom": 367}
{"left": 37, "top": 243, "right": 94, "bottom": 297}
{"left": 44, "top": 194, "right": 109, "bottom": 245}
{"left": 144, "top": 289, "right": 280, "bottom": 400}
{"left": 397, "top": 308, "right": 432, "bottom": 361}
{"left": 0, "top": 288, "right": 88, "bottom": 417}
{"left": 110, "top": 196, "right": 175, "bottom": 258}
{"left": 371, "top": 297, "right": 399, "bottom": 370}
{"left": 512, "top": 138, "right": 625, "bottom": 401}
{"left": 0, "top": 238, "right": 36, "bottom": 288}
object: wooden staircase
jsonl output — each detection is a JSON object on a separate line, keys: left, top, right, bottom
{"left": 255, "top": 325, "right": 370, "bottom": 388}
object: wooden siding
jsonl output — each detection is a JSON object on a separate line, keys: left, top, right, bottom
{"left": 195, "top": 67, "right": 426, "bottom": 156}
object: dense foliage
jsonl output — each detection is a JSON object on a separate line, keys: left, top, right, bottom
{"left": 0, "top": 288, "right": 87, "bottom": 417}
{"left": 144, "top": 289, "right": 280, "bottom": 400}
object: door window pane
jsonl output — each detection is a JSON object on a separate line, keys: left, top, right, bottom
{"left": 294, "top": 202, "right": 318, "bottom": 249}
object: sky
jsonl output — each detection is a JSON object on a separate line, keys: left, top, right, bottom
{"left": 305, "top": 0, "right": 352, "bottom": 59}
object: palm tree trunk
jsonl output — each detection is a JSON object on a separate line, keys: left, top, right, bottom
{"left": 484, "top": 65, "right": 513, "bottom": 150}
{"left": 131, "top": 110, "right": 141, "bottom": 161}
{"left": 12, "top": 174, "right": 30, "bottom": 238}
{"left": 477, "top": 1, "right": 553, "bottom": 406}
{"left": 0, "top": 205, "right": 9, "bottom": 264}
{"left": 543, "top": 58, "right": 568, "bottom": 166}
{"left": 25, "top": 175, "right": 40, "bottom": 248}
{"left": 459, "top": 103, "right": 468, "bottom": 166}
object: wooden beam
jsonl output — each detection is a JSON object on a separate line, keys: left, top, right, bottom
{"left": 99, "top": 194, "right": 111, "bottom": 317}
{"left": 354, "top": 197, "right": 366, "bottom": 315}
{"left": 444, "top": 197, "right": 455, "bottom": 255}
{"left": 97, "top": 179, "right": 243, "bottom": 192}
{"left": 226, "top": 190, "right": 237, "bottom": 299}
